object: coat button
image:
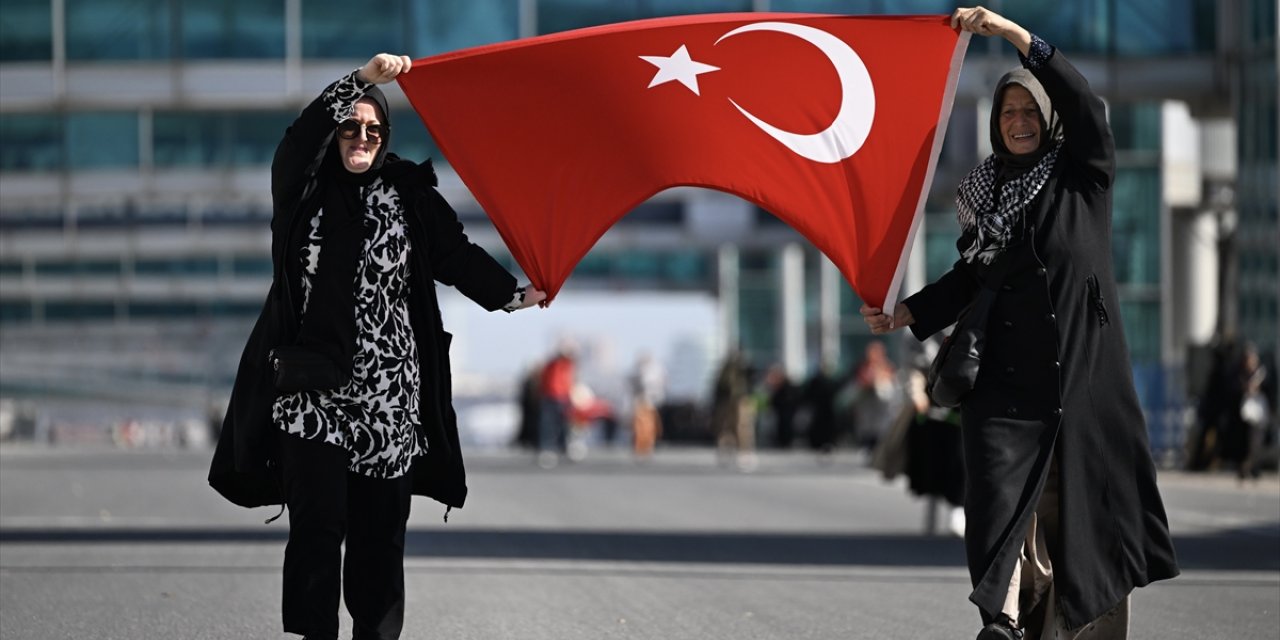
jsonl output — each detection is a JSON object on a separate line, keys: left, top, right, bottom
{"left": 1052, "top": 360, "right": 1061, "bottom": 370}
{"left": 1007, "top": 406, "right": 1019, "bottom": 417}
{"left": 1045, "top": 313, "right": 1056, "bottom": 324}
{"left": 1004, "top": 320, "right": 1015, "bottom": 329}
{"left": 1037, "top": 267, "right": 1047, "bottom": 277}
{"left": 1052, "top": 408, "right": 1063, "bottom": 417}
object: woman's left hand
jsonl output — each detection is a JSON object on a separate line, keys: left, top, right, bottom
{"left": 518, "top": 285, "right": 548, "bottom": 310}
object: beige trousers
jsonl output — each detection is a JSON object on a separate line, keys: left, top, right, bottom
{"left": 1001, "top": 460, "right": 1131, "bottom": 639}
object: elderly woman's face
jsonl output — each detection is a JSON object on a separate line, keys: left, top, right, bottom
{"left": 337, "top": 99, "right": 383, "bottom": 173}
{"left": 999, "top": 84, "right": 1042, "bottom": 156}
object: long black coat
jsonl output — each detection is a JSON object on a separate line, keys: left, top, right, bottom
{"left": 904, "top": 50, "right": 1178, "bottom": 628}
{"left": 209, "top": 81, "right": 516, "bottom": 513}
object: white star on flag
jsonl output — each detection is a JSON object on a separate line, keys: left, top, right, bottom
{"left": 639, "top": 45, "right": 720, "bottom": 96}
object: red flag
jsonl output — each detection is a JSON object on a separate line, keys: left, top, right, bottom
{"left": 399, "top": 14, "right": 968, "bottom": 307}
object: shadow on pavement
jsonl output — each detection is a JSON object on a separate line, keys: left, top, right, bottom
{"left": 2, "top": 525, "right": 1277, "bottom": 571}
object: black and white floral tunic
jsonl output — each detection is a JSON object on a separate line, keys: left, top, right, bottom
{"left": 272, "top": 72, "right": 424, "bottom": 480}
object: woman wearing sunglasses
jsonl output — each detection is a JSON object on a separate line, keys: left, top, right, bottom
{"left": 211, "top": 53, "right": 546, "bottom": 640}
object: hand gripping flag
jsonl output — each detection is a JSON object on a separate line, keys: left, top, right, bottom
{"left": 399, "top": 14, "right": 969, "bottom": 307}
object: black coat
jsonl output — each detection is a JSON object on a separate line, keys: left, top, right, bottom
{"left": 904, "top": 50, "right": 1178, "bottom": 628}
{"left": 209, "top": 80, "right": 516, "bottom": 513}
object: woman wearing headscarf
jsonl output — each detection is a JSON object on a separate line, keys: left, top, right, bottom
{"left": 210, "top": 53, "right": 546, "bottom": 640}
{"left": 861, "top": 8, "right": 1178, "bottom": 639}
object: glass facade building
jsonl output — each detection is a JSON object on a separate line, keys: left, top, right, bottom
{"left": 1, "top": 0, "right": 1275, "bottom": 449}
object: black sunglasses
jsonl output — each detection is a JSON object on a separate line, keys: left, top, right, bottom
{"left": 336, "top": 119, "right": 388, "bottom": 142}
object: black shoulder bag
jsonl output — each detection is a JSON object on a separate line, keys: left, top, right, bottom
{"left": 267, "top": 173, "right": 350, "bottom": 394}
{"left": 925, "top": 255, "right": 1014, "bottom": 408}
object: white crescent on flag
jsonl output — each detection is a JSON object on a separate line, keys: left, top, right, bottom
{"left": 716, "top": 22, "right": 876, "bottom": 164}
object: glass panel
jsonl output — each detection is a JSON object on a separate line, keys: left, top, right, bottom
{"left": 0, "top": 0, "right": 52, "bottom": 61}
{"left": 154, "top": 110, "right": 293, "bottom": 167}
{"left": 44, "top": 301, "right": 117, "bottom": 321}
{"left": 134, "top": 257, "right": 219, "bottom": 275}
{"left": 615, "top": 251, "right": 662, "bottom": 279}
{"left": 1111, "top": 103, "right": 1161, "bottom": 153}
{"left": 66, "top": 0, "right": 172, "bottom": 60}
{"left": 1120, "top": 299, "right": 1159, "bottom": 362}
{"left": 538, "top": 0, "right": 751, "bottom": 35}
{"left": 1111, "top": 167, "right": 1161, "bottom": 286}
{"left": 662, "top": 251, "right": 709, "bottom": 283}
{"left": 739, "top": 284, "right": 778, "bottom": 356}
{"left": 302, "top": 0, "right": 407, "bottom": 59}
{"left": 0, "top": 301, "right": 35, "bottom": 323}
{"left": 405, "top": 0, "right": 518, "bottom": 57}
{"left": 153, "top": 112, "right": 226, "bottom": 167}
{"left": 128, "top": 301, "right": 202, "bottom": 318}
{"left": 181, "top": 0, "right": 285, "bottom": 59}
{"left": 231, "top": 255, "right": 272, "bottom": 276}
{"left": 924, "top": 210, "right": 961, "bottom": 283}
{"left": 771, "top": 0, "right": 953, "bottom": 14}
{"left": 35, "top": 260, "right": 122, "bottom": 276}
{"left": 228, "top": 111, "right": 294, "bottom": 166}
{"left": 0, "top": 114, "right": 62, "bottom": 171}
{"left": 66, "top": 113, "right": 139, "bottom": 169}
{"left": 390, "top": 109, "right": 443, "bottom": 165}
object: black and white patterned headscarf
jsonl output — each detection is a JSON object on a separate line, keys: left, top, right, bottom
{"left": 956, "top": 68, "right": 1063, "bottom": 265}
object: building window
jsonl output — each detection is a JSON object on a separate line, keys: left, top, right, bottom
{"left": 302, "top": 0, "right": 407, "bottom": 59}
{"left": 153, "top": 110, "right": 294, "bottom": 167}
{"left": 1111, "top": 167, "right": 1161, "bottom": 286}
{"left": 66, "top": 113, "right": 139, "bottom": 170}
{"left": 0, "top": 114, "right": 62, "bottom": 171}
{"left": 390, "top": 109, "right": 443, "bottom": 165}
{"left": 0, "top": 0, "right": 52, "bottom": 61}
{"left": 405, "top": 0, "right": 518, "bottom": 57}
{"left": 538, "top": 0, "right": 752, "bottom": 35}
{"left": 181, "top": 0, "right": 285, "bottom": 59}
{"left": 66, "top": 0, "right": 173, "bottom": 61}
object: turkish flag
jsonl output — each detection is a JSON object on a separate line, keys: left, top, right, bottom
{"left": 399, "top": 14, "right": 968, "bottom": 307}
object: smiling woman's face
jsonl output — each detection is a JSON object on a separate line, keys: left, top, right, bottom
{"left": 999, "top": 84, "right": 1042, "bottom": 156}
{"left": 338, "top": 99, "right": 383, "bottom": 174}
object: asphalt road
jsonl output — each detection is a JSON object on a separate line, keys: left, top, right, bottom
{"left": 1, "top": 445, "right": 1277, "bottom": 640}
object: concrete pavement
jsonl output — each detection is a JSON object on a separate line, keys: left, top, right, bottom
{"left": 1, "top": 445, "right": 1277, "bottom": 639}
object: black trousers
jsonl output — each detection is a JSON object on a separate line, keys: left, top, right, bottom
{"left": 278, "top": 430, "right": 413, "bottom": 640}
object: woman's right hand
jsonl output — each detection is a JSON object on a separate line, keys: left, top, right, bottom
{"left": 860, "top": 303, "right": 912, "bottom": 335}
{"left": 356, "top": 53, "right": 413, "bottom": 84}
{"left": 951, "top": 6, "right": 1032, "bottom": 55}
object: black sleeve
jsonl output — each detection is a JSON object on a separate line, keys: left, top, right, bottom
{"left": 1028, "top": 48, "right": 1115, "bottom": 191}
{"left": 902, "top": 259, "right": 981, "bottom": 341}
{"left": 423, "top": 189, "right": 519, "bottom": 312}
{"left": 270, "top": 70, "right": 374, "bottom": 232}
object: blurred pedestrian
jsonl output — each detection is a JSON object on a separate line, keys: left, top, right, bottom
{"left": 1223, "top": 342, "right": 1270, "bottom": 480}
{"left": 514, "top": 363, "right": 542, "bottom": 449}
{"left": 538, "top": 339, "right": 576, "bottom": 468}
{"left": 802, "top": 359, "right": 841, "bottom": 457}
{"left": 630, "top": 352, "right": 666, "bottom": 460}
{"left": 861, "top": 9, "right": 1178, "bottom": 639}
{"left": 850, "top": 340, "right": 900, "bottom": 453}
{"left": 764, "top": 363, "right": 801, "bottom": 448}
{"left": 210, "top": 53, "right": 546, "bottom": 640}
{"left": 712, "top": 348, "right": 756, "bottom": 470}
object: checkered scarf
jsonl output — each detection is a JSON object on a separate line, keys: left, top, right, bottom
{"left": 955, "top": 141, "right": 1061, "bottom": 265}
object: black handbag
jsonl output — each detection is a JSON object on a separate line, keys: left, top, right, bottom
{"left": 267, "top": 170, "right": 349, "bottom": 394}
{"left": 926, "top": 256, "right": 1013, "bottom": 408}
{"left": 268, "top": 345, "right": 349, "bottom": 393}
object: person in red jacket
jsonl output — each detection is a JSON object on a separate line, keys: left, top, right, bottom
{"left": 537, "top": 340, "right": 576, "bottom": 467}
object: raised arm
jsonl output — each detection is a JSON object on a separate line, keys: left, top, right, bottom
{"left": 952, "top": 6, "right": 1114, "bottom": 190}
{"left": 270, "top": 54, "right": 412, "bottom": 229}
